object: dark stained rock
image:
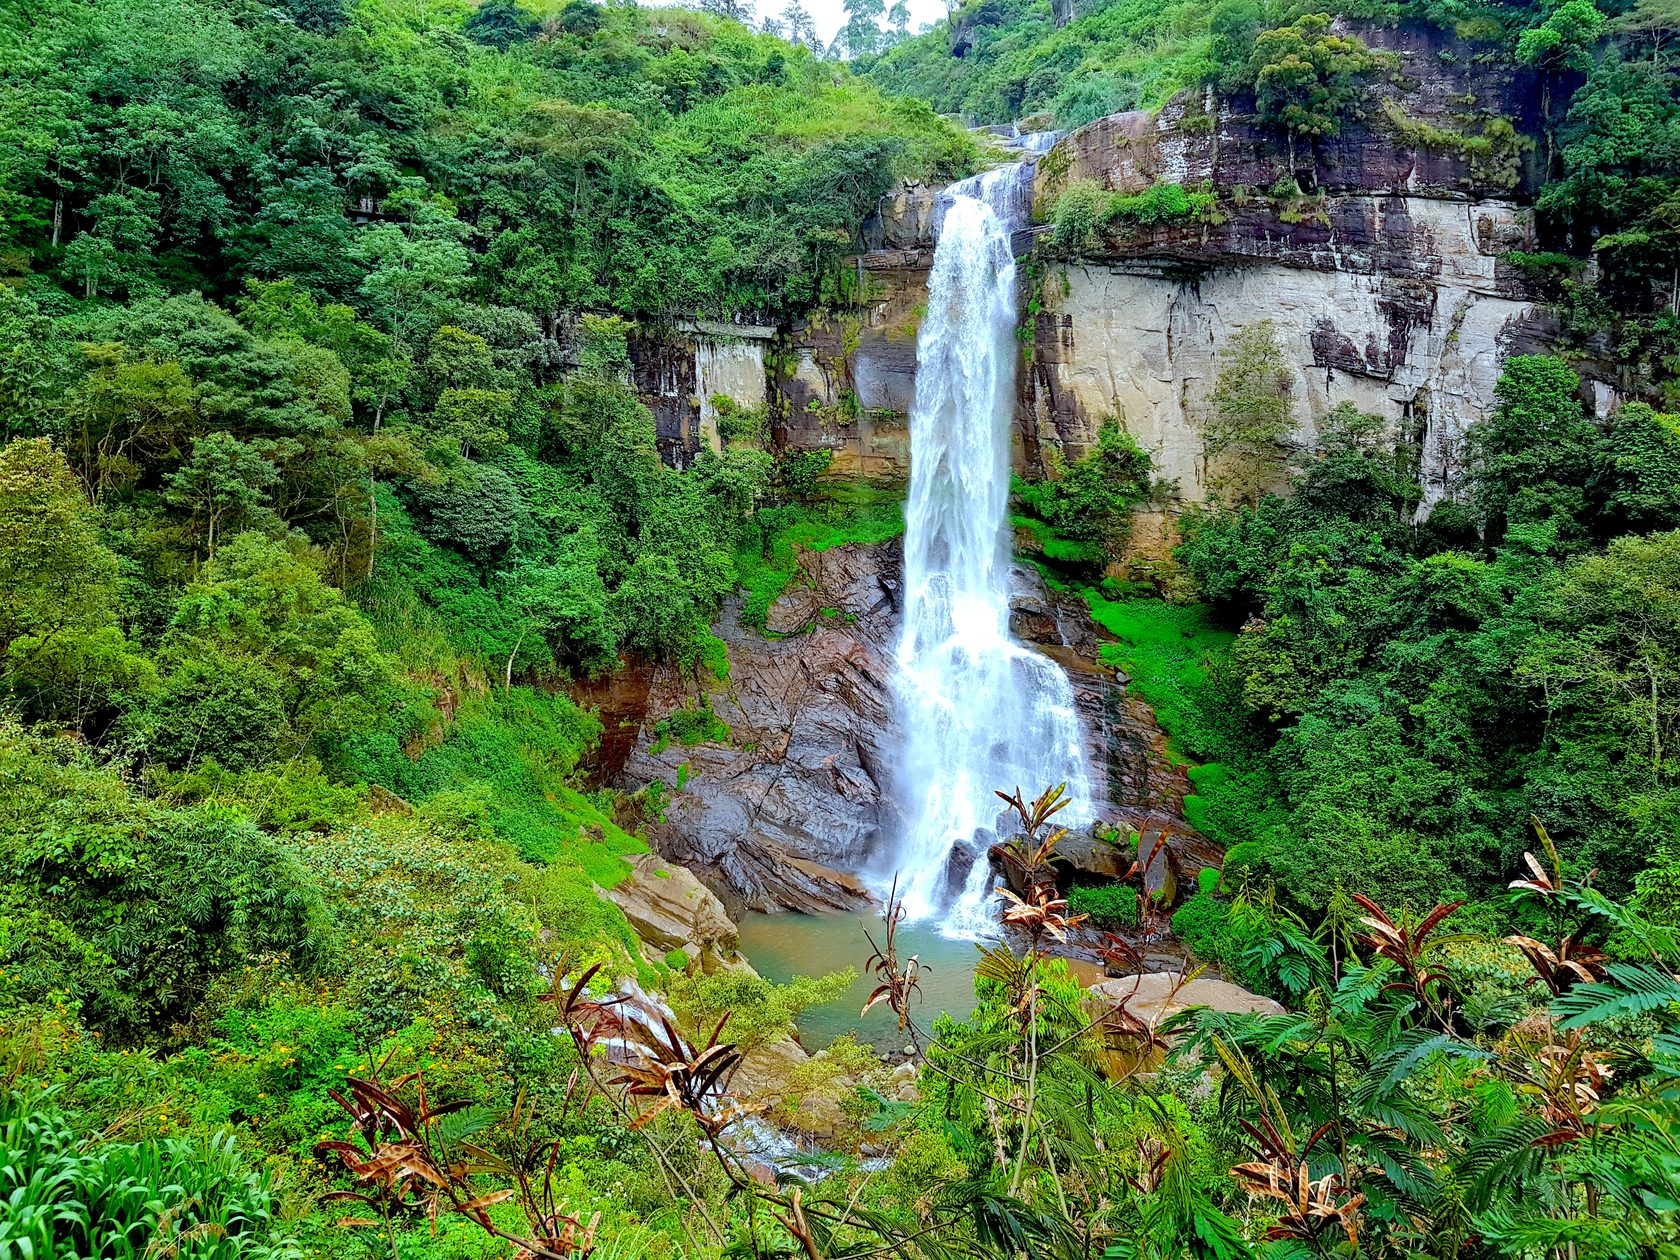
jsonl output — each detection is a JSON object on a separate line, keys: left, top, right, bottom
{"left": 627, "top": 324, "right": 702, "bottom": 468}
{"left": 1039, "top": 19, "right": 1545, "bottom": 211}
{"left": 990, "top": 810, "right": 1221, "bottom": 911}
{"left": 568, "top": 653, "right": 655, "bottom": 789}
{"left": 863, "top": 182, "right": 940, "bottom": 252}
{"left": 1007, "top": 564, "right": 1062, "bottom": 643}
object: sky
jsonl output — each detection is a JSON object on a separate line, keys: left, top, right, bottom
{"left": 751, "top": 0, "right": 951, "bottom": 46}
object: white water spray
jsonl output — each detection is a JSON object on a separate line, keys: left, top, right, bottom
{"left": 890, "top": 166, "right": 1092, "bottom": 937}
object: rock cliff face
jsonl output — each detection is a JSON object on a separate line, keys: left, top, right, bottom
{"left": 627, "top": 319, "right": 776, "bottom": 468}
{"left": 619, "top": 541, "right": 903, "bottom": 914}
{"left": 743, "top": 19, "right": 1559, "bottom": 529}
{"left": 1024, "top": 19, "right": 1554, "bottom": 517}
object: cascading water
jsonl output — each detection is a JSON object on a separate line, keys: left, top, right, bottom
{"left": 889, "top": 163, "right": 1092, "bottom": 937}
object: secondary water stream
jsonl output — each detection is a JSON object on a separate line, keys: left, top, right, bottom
{"left": 886, "top": 161, "right": 1093, "bottom": 937}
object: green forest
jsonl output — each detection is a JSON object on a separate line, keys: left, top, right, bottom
{"left": 4, "top": 0, "right": 1680, "bottom": 1256}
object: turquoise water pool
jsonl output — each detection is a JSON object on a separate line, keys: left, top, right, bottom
{"left": 736, "top": 908, "right": 982, "bottom": 1050}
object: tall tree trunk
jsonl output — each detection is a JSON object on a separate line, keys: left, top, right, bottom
{"left": 505, "top": 626, "right": 528, "bottom": 695}
{"left": 366, "top": 406, "right": 383, "bottom": 581}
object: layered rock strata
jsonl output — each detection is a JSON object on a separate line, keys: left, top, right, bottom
{"left": 619, "top": 541, "right": 903, "bottom": 914}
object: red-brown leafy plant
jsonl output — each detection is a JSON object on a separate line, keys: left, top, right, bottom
{"left": 315, "top": 1057, "right": 600, "bottom": 1260}
{"left": 862, "top": 882, "right": 930, "bottom": 1034}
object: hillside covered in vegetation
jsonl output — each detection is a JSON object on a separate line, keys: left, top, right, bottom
{"left": 3, "top": 0, "right": 1680, "bottom": 1257}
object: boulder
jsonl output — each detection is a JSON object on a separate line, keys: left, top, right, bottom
{"left": 1089, "top": 972, "right": 1286, "bottom": 1030}
{"left": 605, "top": 853, "right": 744, "bottom": 972}
{"left": 731, "top": 1036, "right": 810, "bottom": 1105}
{"left": 990, "top": 813, "right": 1214, "bottom": 909}
{"left": 731, "top": 1038, "right": 855, "bottom": 1142}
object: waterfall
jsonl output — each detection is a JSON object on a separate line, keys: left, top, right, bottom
{"left": 889, "top": 165, "right": 1093, "bottom": 937}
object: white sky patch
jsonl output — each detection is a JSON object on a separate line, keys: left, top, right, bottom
{"left": 750, "top": 0, "right": 952, "bottom": 46}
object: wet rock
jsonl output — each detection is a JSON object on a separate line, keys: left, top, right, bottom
{"left": 1007, "top": 562, "right": 1062, "bottom": 643}
{"left": 863, "top": 181, "right": 940, "bottom": 252}
{"left": 1112, "top": 809, "right": 1225, "bottom": 886}
{"left": 604, "top": 853, "right": 745, "bottom": 972}
{"left": 1135, "top": 826, "right": 1177, "bottom": 906}
{"left": 621, "top": 541, "right": 904, "bottom": 913}
{"left": 569, "top": 653, "right": 655, "bottom": 789}
{"left": 939, "top": 841, "right": 979, "bottom": 904}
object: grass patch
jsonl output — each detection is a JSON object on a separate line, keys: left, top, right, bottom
{"left": 346, "top": 691, "right": 644, "bottom": 883}
{"left": 737, "top": 485, "right": 905, "bottom": 629}
{"left": 1082, "top": 586, "right": 1239, "bottom": 763}
{"left": 1071, "top": 583, "right": 1287, "bottom": 855}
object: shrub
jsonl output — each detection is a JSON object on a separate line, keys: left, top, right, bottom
{"left": 1171, "top": 892, "right": 1234, "bottom": 963}
{"left": 1067, "top": 882, "right": 1140, "bottom": 930}
{"left": 660, "top": 703, "right": 731, "bottom": 748}
{"left": 0, "top": 1091, "right": 298, "bottom": 1259}
{"left": 664, "top": 968, "right": 856, "bottom": 1051}
{"left": 1050, "top": 181, "right": 1215, "bottom": 250}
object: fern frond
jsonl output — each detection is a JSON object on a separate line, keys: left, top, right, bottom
{"left": 1551, "top": 963, "right": 1680, "bottom": 1030}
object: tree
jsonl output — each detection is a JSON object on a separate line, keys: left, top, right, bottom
{"left": 553, "top": 0, "right": 605, "bottom": 35}
{"left": 1014, "top": 417, "right": 1152, "bottom": 551}
{"left": 0, "top": 288, "right": 68, "bottom": 439}
{"left": 697, "top": 0, "right": 753, "bottom": 21}
{"left": 464, "top": 0, "right": 541, "bottom": 47}
{"left": 499, "top": 537, "right": 615, "bottom": 689}
{"left": 1597, "top": 401, "right": 1680, "bottom": 533}
{"left": 162, "top": 433, "right": 283, "bottom": 559}
{"left": 351, "top": 211, "right": 473, "bottom": 350}
{"left": 234, "top": 167, "right": 359, "bottom": 295}
{"left": 278, "top": 0, "right": 350, "bottom": 33}
{"left": 1467, "top": 354, "right": 1597, "bottom": 542}
{"left": 1209, "top": 0, "right": 1264, "bottom": 93}
{"left": 1293, "top": 400, "right": 1417, "bottom": 527}
{"left": 842, "top": 0, "right": 886, "bottom": 57}
{"left": 1615, "top": 0, "right": 1680, "bottom": 65}
{"left": 1205, "top": 321, "right": 1296, "bottom": 505}
{"left": 407, "top": 459, "right": 527, "bottom": 570}
{"left": 436, "top": 388, "right": 514, "bottom": 458}
{"left": 1519, "top": 531, "right": 1680, "bottom": 886}
{"left": 61, "top": 189, "right": 162, "bottom": 299}
{"left": 780, "top": 0, "right": 818, "bottom": 46}
{"left": 0, "top": 438, "right": 119, "bottom": 668}
{"left": 612, "top": 552, "right": 708, "bottom": 657}
{"left": 1518, "top": 0, "right": 1609, "bottom": 75}
{"left": 149, "top": 532, "right": 401, "bottom": 769}
{"left": 1250, "top": 13, "right": 1390, "bottom": 172}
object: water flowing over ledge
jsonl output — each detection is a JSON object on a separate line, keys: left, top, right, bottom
{"left": 886, "top": 167, "right": 1093, "bottom": 937}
